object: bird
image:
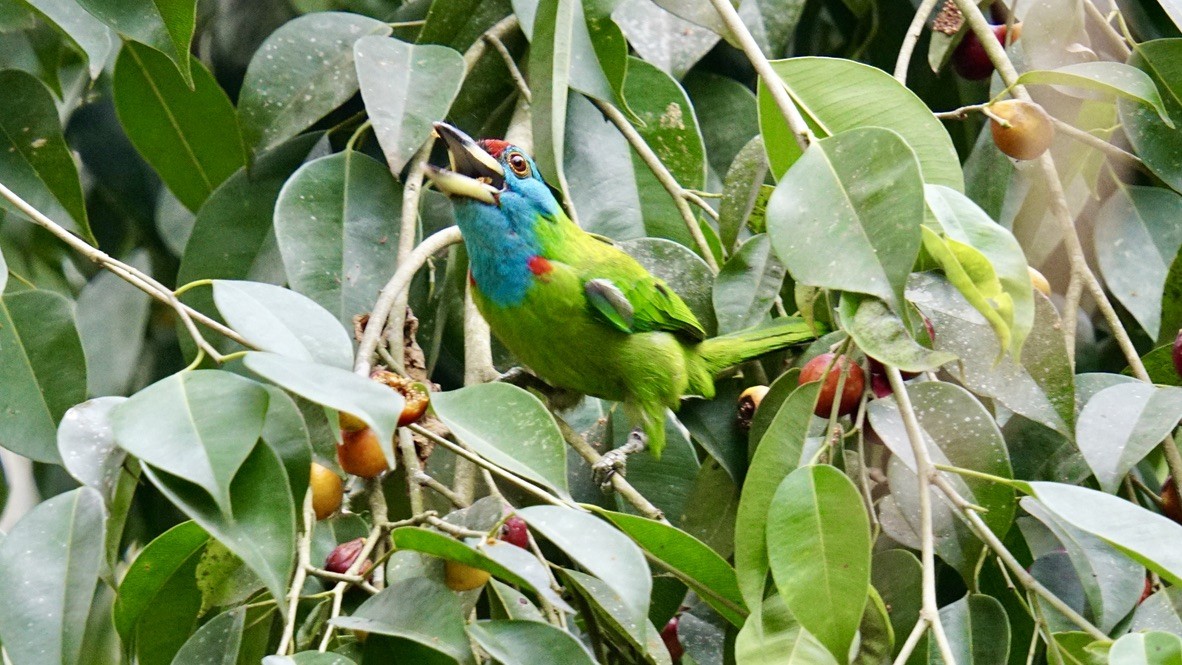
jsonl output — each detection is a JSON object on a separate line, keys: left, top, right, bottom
{"left": 425, "top": 122, "right": 816, "bottom": 482}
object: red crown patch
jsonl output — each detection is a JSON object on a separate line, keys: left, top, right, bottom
{"left": 478, "top": 139, "right": 511, "bottom": 159}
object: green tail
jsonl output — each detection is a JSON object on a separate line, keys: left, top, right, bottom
{"left": 698, "top": 317, "right": 819, "bottom": 374}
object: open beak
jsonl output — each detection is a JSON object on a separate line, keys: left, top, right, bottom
{"left": 425, "top": 122, "right": 504, "bottom": 206}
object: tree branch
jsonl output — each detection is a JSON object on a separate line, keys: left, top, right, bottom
{"left": 555, "top": 416, "right": 668, "bottom": 523}
{"left": 894, "top": 0, "right": 941, "bottom": 83}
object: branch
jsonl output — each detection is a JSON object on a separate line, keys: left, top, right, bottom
{"left": 590, "top": 98, "right": 721, "bottom": 273}
{"left": 555, "top": 416, "right": 668, "bottom": 523}
{"left": 277, "top": 493, "right": 315, "bottom": 655}
{"left": 894, "top": 0, "right": 941, "bottom": 83}
{"left": 705, "top": 0, "right": 813, "bottom": 153}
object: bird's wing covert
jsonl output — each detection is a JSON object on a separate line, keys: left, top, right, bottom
{"left": 583, "top": 274, "right": 706, "bottom": 341}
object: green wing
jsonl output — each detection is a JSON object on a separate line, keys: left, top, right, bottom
{"left": 581, "top": 248, "right": 706, "bottom": 342}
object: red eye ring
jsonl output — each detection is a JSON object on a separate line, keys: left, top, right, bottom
{"left": 508, "top": 153, "right": 529, "bottom": 176}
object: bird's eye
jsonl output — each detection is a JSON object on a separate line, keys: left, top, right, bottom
{"left": 508, "top": 153, "right": 530, "bottom": 177}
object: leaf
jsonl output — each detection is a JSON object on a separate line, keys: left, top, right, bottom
{"left": 624, "top": 57, "right": 706, "bottom": 192}
{"left": 592, "top": 508, "right": 747, "bottom": 627}
{"left": 143, "top": 440, "right": 296, "bottom": 614}
{"left": 273, "top": 151, "right": 404, "bottom": 330}
{"left": 684, "top": 71, "right": 759, "bottom": 176}
{"left": 737, "top": 0, "right": 806, "bottom": 60}
{"left": 1121, "top": 39, "right": 1182, "bottom": 193}
{"left": 609, "top": 411, "right": 699, "bottom": 520}
{"left": 1161, "top": 248, "right": 1182, "bottom": 346}
{"left": 431, "top": 383, "right": 570, "bottom": 499}
{"left": 196, "top": 540, "right": 263, "bottom": 616}
{"left": 0, "top": 488, "right": 105, "bottom": 665}
{"left": 854, "top": 587, "right": 894, "bottom": 665}
{"left": 1075, "top": 382, "right": 1182, "bottom": 492}
{"left": 0, "top": 289, "right": 88, "bottom": 463}
{"left": 560, "top": 569, "right": 663, "bottom": 656}
{"left": 930, "top": 594, "right": 1010, "bottom": 665}
{"left": 713, "top": 235, "right": 787, "bottom": 335}
{"left": 766, "top": 127, "right": 924, "bottom": 313}
{"left": 239, "top": 12, "right": 392, "bottom": 154}
{"left": 529, "top": 0, "right": 577, "bottom": 193}
{"left": 113, "top": 43, "right": 245, "bottom": 212}
{"left": 1029, "top": 481, "right": 1182, "bottom": 587}
{"left": 677, "top": 380, "right": 746, "bottom": 483}
{"left": 259, "top": 386, "right": 313, "bottom": 509}
{"left": 0, "top": 70, "right": 91, "bottom": 240}
{"left": 212, "top": 280, "right": 354, "bottom": 369}
{"left": 57, "top": 397, "right": 128, "bottom": 503}
{"left": 242, "top": 351, "right": 402, "bottom": 468}
{"left": 20, "top": 0, "right": 115, "bottom": 78}
{"left": 611, "top": 0, "right": 719, "bottom": 79}
{"left": 1133, "top": 587, "right": 1182, "bottom": 634}
{"left": 1109, "top": 632, "right": 1182, "bottom": 665}
{"left": 868, "top": 381, "right": 1015, "bottom": 579}
{"left": 908, "top": 272, "right": 1075, "bottom": 437}
{"left": 468, "top": 620, "right": 597, "bottom": 665}
{"left": 113, "top": 522, "right": 208, "bottom": 658}
{"left": 519, "top": 505, "right": 651, "bottom": 631}
{"left": 75, "top": 250, "right": 152, "bottom": 397}
{"left": 263, "top": 654, "right": 356, "bottom": 665}
{"left": 759, "top": 57, "right": 963, "bottom": 190}
{"left": 170, "top": 608, "right": 247, "bottom": 664}
{"left": 735, "top": 595, "right": 838, "bottom": 665}
{"left": 1095, "top": 185, "right": 1182, "bottom": 339}
{"left": 838, "top": 294, "right": 955, "bottom": 372}
{"left": 921, "top": 226, "right": 1014, "bottom": 357}
{"left": 355, "top": 35, "right": 465, "bottom": 174}
{"left": 734, "top": 382, "right": 820, "bottom": 608}
{"left": 332, "top": 578, "right": 474, "bottom": 664}
{"left": 871, "top": 549, "right": 921, "bottom": 657}
{"left": 1018, "top": 62, "right": 1173, "bottom": 125}
{"left": 766, "top": 465, "right": 870, "bottom": 661}
{"left": 718, "top": 136, "right": 769, "bottom": 253}
{"left": 388, "top": 526, "right": 573, "bottom": 613}
{"left": 926, "top": 184, "right": 1035, "bottom": 358}
{"left": 112, "top": 370, "right": 269, "bottom": 513}
{"left": 75, "top": 0, "right": 196, "bottom": 83}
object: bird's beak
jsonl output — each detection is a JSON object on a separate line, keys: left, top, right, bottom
{"left": 426, "top": 122, "right": 504, "bottom": 206}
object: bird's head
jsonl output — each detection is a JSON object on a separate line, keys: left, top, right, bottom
{"left": 425, "top": 122, "right": 562, "bottom": 228}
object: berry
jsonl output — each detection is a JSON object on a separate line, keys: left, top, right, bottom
{"left": 737, "top": 385, "right": 769, "bottom": 431}
{"left": 309, "top": 462, "right": 343, "bottom": 520}
{"left": 372, "top": 370, "right": 431, "bottom": 427}
{"left": 1029, "top": 266, "right": 1051, "bottom": 297}
{"left": 798, "top": 353, "right": 865, "bottom": 417}
{"left": 444, "top": 560, "right": 491, "bottom": 591}
{"left": 661, "top": 616, "right": 684, "bottom": 662}
{"left": 337, "top": 427, "right": 390, "bottom": 478}
{"left": 1163, "top": 476, "right": 1182, "bottom": 525}
{"left": 325, "top": 537, "right": 372, "bottom": 577}
{"left": 952, "top": 23, "right": 1020, "bottom": 80}
{"left": 500, "top": 516, "right": 530, "bottom": 549}
{"left": 338, "top": 411, "right": 367, "bottom": 432}
{"left": 990, "top": 99, "right": 1055, "bottom": 161}
{"left": 1172, "top": 330, "right": 1182, "bottom": 380}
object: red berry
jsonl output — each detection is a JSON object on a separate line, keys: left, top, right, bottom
{"left": 1140, "top": 576, "right": 1154, "bottom": 604}
{"left": 1163, "top": 476, "right": 1182, "bottom": 525}
{"left": 660, "top": 616, "right": 684, "bottom": 662}
{"left": 500, "top": 516, "right": 529, "bottom": 549}
{"left": 953, "top": 24, "right": 1018, "bottom": 80}
{"left": 325, "top": 538, "right": 371, "bottom": 576}
{"left": 870, "top": 372, "right": 893, "bottom": 399}
{"left": 1172, "top": 330, "right": 1182, "bottom": 379}
{"left": 798, "top": 353, "right": 865, "bottom": 417}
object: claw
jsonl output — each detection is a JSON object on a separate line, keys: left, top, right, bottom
{"left": 591, "top": 429, "right": 648, "bottom": 491}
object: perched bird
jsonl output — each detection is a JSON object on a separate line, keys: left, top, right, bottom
{"left": 426, "top": 122, "right": 815, "bottom": 479}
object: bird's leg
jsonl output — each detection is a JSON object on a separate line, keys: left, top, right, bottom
{"left": 592, "top": 429, "right": 648, "bottom": 490}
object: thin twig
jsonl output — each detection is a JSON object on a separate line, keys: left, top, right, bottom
{"left": 277, "top": 493, "right": 315, "bottom": 655}
{"left": 590, "top": 98, "right": 720, "bottom": 272}
{"left": 1062, "top": 271, "right": 1083, "bottom": 365}
{"left": 317, "top": 522, "right": 384, "bottom": 651}
{"left": 892, "top": 618, "right": 931, "bottom": 665}
{"left": 483, "top": 32, "right": 531, "bottom": 103}
{"left": 415, "top": 470, "right": 469, "bottom": 508}
{"left": 1083, "top": 0, "right": 1130, "bottom": 57}
{"left": 399, "top": 428, "right": 426, "bottom": 514}
{"left": 554, "top": 417, "right": 668, "bottom": 523}
{"left": 895, "top": 0, "right": 942, "bottom": 83}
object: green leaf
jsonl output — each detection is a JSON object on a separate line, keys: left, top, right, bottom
{"left": 388, "top": 526, "right": 574, "bottom": 613}
{"left": 718, "top": 136, "right": 769, "bottom": 253}
{"left": 212, "top": 280, "right": 354, "bottom": 369}
{"left": 678, "top": 380, "right": 746, "bottom": 484}
{"left": 0, "top": 289, "right": 88, "bottom": 463}
{"left": 1054, "top": 632, "right": 1110, "bottom": 665}
{"left": 909, "top": 272, "right": 1075, "bottom": 437}
{"left": 263, "top": 654, "right": 357, "bottom": 665}
{"left": 529, "top": 0, "right": 575, "bottom": 192}
{"left": 143, "top": 440, "right": 296, "bottom": 615}
{"left": 930, "top": 594, "right": 1010, "bottom": 665}
{"left": 1076, "top": 382, "right": 1182, "bottom": 492}
{"left": 766, "top": 465, "right": 870, "bottom": 661}
{"left": 1029, "top": 481, "right": 1182, "bottom": 587}
{"left": 685, "top": 71, "right": 759, "bottom": 176}
{"left": 431, "top": 383, "right": 570, "bottom": 499}
{"left": 868, "top": 382, "right": 1015, "bottom": 579}
{"left": 112, "top": 370, "right": 269, "bottom": 514}
{"left": 239, "top": 13, "right": 391, "bottom": 155}
{"left": 20, "top": 0, "right": 116, "bottom": 78}
{"left": 560, "top": 569, "right": 664, "bottom": 657}
{"left": 333, "top": 578, "right": 475, "bottom": 664}
{"left": 170, "top": 607, "right": 247, "bottom": 664}
{"left": 242, "top": 351, "right": 402, "bottom": 468}
{"left": 926, "top": 184, "right": 1035, "bottom": 358}
{"left": 838, "top": 294, "right": 955, "bottom": 372}
{"left": 355, "top": 35, "right": 465, "bottom": 174}
{"left": 75, "top": 250, "right": 152, "bottom": 397}
{"left": 735, "top": 382, "right": 819, "bottom": 608}
{"left": 737, "top": 0, "right": 806, "bottom": 60}
{"left": 582, "top": 0, "right": 629, "bottom": 110}
{"left": 735, "top": 595, "right": 838, "bottom": 665}
{"left": 113, "top": 43, "right": 245, "bottom": 212}
{"left": 854, "top": 587, "right": 893, "bottom": 665}
{"left": 519, "top": 506, "right": 651, "bottom": 630}
{"left": 273, "top": 150, "right": 404, "bottom": 330}
{"left": 76, "top": 0, "right": 196, "bottom": 83}
{"left": 1160, "top": 248, "right": 1182, "bottom": 346}
{"left": 468, "top": 620, "right": 597, "bottom": 665}
{"left": 921, "top": 226, "right": 1014, "bottom": 357}
{"left": 260, "top": 386, "right": 313, "bottom": 509}
{"left": 1121, "top": 39, "right": 1182, "bottom": 193}
{"left": 57, "top": 397, "right": 128, "bottom": 503}
{"left": 1095, "top": 184, "right": 1182, "bottom": 339}
{"left": 758, "top": 57, "right": 963, "bottom": 190}
{"left": 196, "top": 540, "right": 263, "bottom": 616}
{"left": 611, "top": 0, "right": 717, "bottom": 79}
{"left": 766, "top": 127, "right": 924, "bottom": 313}
{"left": 871, "top": 549, "right": 921, "bottom": 657}
{"left": 625, "top": 57, "right": 706, "bottom": 190}
{"left": 592, "top": 508, "right": 747, "bottom": 627}
{"left": 1018, "top": 62, "right": 1173, "bottom": 125}
{"left": 1109, "top": 632, "right": 1182, "bottom": 665}
{"left": 713, "top": 235, "right": 787, "bottom": 335}
{"left": 488, "top": 580, "right": 547, "bottom": 623}
{"left": 0, "top": 487, "right": 105, "bottom": 665}
{"left": 1133, "top": 587, "right": 1182, "bottom": 634}
{"left": 0, "top": 70, "right": 91, "bottom": 241}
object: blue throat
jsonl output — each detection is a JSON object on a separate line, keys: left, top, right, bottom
{"left": 455, "top": 195, "right": 545, "bottom": 307}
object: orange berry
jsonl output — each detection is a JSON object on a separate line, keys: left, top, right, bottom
{"left": 309, "top": 462, "right": 343, "bottom": 520}
{"left": 337, "top": 428, "right": 389, "bottom": 478}
{"left": 444, "top": 560, "right": 490, "bottom": 591}
{"left": 990, "top": 99, "right": 1054, "bottom": 161}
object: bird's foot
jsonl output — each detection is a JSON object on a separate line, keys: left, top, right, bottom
{"left": 592, "top": 429, "right": 647, "bottom": 491}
